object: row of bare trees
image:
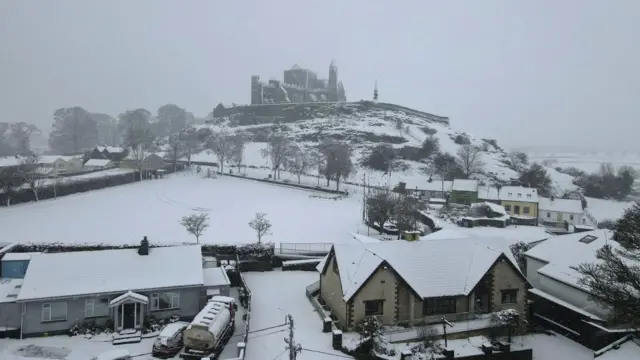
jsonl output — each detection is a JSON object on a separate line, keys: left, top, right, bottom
{"left": 204, "top": 130, "right": 354, "bottom": 191}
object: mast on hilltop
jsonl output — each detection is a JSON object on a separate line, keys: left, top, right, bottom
{"left": 373, "top": 80, "right": 379, "bottom": 102}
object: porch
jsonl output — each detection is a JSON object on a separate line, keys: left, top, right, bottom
{"left": 109, "top": 291, "right": 148, "bottom": 344}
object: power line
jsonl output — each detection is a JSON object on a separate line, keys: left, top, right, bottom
{"left": 302, "top": 348, "right": 354, "bottom": 359}
{"left": 229, "top": 322, "right": 287, "bottom": 339}
{"left": 271, "top": 349, "right": 287, "bottom": 360}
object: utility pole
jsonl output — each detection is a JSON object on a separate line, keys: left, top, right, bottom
{"left": 284, "top": 314, "right": 301, "bottom": 360}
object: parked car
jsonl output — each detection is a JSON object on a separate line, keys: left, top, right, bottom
{"left": 91, "top": 349, "right": 131, "bottom": 360}
{"left": 152, "top": 321, "right": 190, "bottom": 358}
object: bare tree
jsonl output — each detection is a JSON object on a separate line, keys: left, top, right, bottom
{"left": 261, "top": 134, "right": 291, "bottom": 179}
{"left": 120, "top": 109, "right": 155, "bottom": 180}
{"left": 0, "top": 166, "right": 24, "bottom": 206}
{"left": 285, "top": 144, "right": 313, "bottom": 184}
{"left": 320, "top": 140, "right": 353, "bottom": 191}
{"left": 181, "top": 127, "right": 201, "bottom": 166}
{"left": 230, "top": 134, "right": 246, "bottom": 173}
{"left": 20, "top": 155, "right": 46, "bottom": 201}
{"left": 456, "top": 144, "right": 484, "bottom": 178}
{"left": 248, "top": 212, "right": 272, "bottom": 244}
{"left": 366, "top": 189, "right": 400, "bottom": 233}
{"left": 167, "top": 133, "right": 186, "bottom": 172}
{"left": 206, "top": 130, "right": 237, "bottom": 174}
{"left": 180, "top": 213, "right": 209, "bottom": 244}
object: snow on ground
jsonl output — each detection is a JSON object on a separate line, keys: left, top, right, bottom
{"left": 0, "top": 335, "right": 157, "bottom": 360}
{"left": 0, "top": 172, "right": 364, "bottom": 246}
{"left": 544, "top": 165, "right": 579, "bottom": 195}
{"left": 530, "top": 152, "right": 640, "bottom": 173}
{"left": 585, "top": 196, "right": 635, "bottom": 222}
{"left": 243, "top": 270, "right": 351, "bottom": 360}
{"left": 373, "top": 332, "right": 593, "bottom": 360}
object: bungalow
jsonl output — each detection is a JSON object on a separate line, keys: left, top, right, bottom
{"left": 477, "top": 186, "right": 499, "bottom": 204}
{"left": 538, "top": 196, "right": 589, "bottom": 227}
{"left": 524, "top": 230, "right": 636, "bottom": 349}
{"left": 83, "top": 158, "right": 114, "bottom": 170}
{"left": 100, "top": 146, "right": 128, "bottom": 161}
{"left": 404, "top": 180, "right": 453, "bottom": 200}
{"left": 499, "top": 186, "right": 539, "bottom": 218}
{"left": 450, "top": 179, "right": 478, "bottom": 205}
{"left": 318, "top": 237, "right": 528, "bottom": 330}
{"left": 4, "top": 240, "right": 209, "bottom": 338}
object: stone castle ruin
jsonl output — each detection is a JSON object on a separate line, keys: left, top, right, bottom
{"left": 250, "top": 62, "right": 346, "bottom": 105}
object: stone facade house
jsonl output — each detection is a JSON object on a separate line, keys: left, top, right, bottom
{"left": 318, "top": 237, "right": 529, "bottom": 331}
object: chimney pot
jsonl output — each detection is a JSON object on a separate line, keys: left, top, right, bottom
{"left": 138, "top": 236, "right": 149, "bottom": 256}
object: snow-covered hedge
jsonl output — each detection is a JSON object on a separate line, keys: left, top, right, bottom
{"left": 11, "top": 241, "right": 275, "bottom": 260}
{"left": 282, "top": 258, "right": 321, "bottom": 271}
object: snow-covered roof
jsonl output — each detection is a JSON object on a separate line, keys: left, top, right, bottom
{"left": 0, "top": 156, "right": 22, "bottom": 168}
{"left": 349, "top": 233, "right": 381, "bottom": 244}
{"left": 17, "top": 245, "right": 204, "bottom": 301}
{"left": 538, "top": 197, "right": 583, "bottom": 214}
{"left": 472, "top": 202, "right": 508, "bottom": 216}
{"left": 477, "top": 186, "right": 499, "bottom": 200}
{"left": 100, "top": 146, "right": 125, "bottom": 153}
{"left": 423, "top": 226, "right": 553, "bottom": 245}
{"left": 404, "top": 179, "right": 453, "bottom": 192}
{"left": 331, "top": 237, "right": 521, "bottom": 301}
{"left": 2, "top": 252, "right": 41, "bottom": 261}
{"left": 109, "top": 291, "right": 148, "bottom": 306}
{"left": 37, "top": 155, "right": 81, "bottom": 164}
{"left": 595, "top": 335, "right": 640, "bottom": 360}
{"left": 524, "top": 230, "right": 615, "bottom": 288}
{"left": 498, "top": 186, "right": 538, "bottom": 203}
{"left": 0, "top": 278, "right": 23, "bottom": 303}
{"left": 203, "top": 267, "right": 230, "bottom": 287}
{"left": 452, "top": 179, "right": 478, "bottom": 192}
{"left": 85, "top": 159, "right": 112, "bottom": 167}
{"left": 158, "top": 321, "right": 189, "bottom": 338}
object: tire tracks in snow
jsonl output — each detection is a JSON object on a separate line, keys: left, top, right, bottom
{"left": 155, "top": 189, "right": 212, "bottom": 213}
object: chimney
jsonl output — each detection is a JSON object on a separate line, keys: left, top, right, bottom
{"left": 138, "top": 236, "right": 149, "bottom": 256}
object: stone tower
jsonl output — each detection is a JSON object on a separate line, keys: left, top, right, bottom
{"left": 328, "top": 61, "right": 338, "bottom": 102}
{"left": 251, "top": 75, "right": 263, "bottom": 105}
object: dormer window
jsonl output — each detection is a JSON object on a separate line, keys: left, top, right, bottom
{"left": 508, "top": 192, "right": 512, "bottom": 197}
{"left": 526, "top": 194, "right": 531, "bottom": 199}
{"left": 517, "top": 193, "right": 522, "bottom": 198}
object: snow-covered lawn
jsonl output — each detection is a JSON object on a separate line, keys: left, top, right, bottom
{"left": 0, "top": 335, "right": 157, "bottom": 360}
{"left": 585, "top": 196, "right": 635, "bottom": 222}
{"left": 0, "top": 173, "right": 365, "bottom": 246}
{"left": 243, "top": 270, "right": 351, "bottom": 360}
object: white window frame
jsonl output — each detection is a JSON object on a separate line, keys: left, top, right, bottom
{"left": 85, "top": 299, "right": 95, "bottom": 318}
{"left": 42, "top": 302, "right": 67, "bottom": 322}
{"left": 150, "top": 292, "right": 180, "bottom": 311}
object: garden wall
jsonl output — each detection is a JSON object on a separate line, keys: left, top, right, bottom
{"left": 222, "top": 172, "right": 348, "bottom": 195}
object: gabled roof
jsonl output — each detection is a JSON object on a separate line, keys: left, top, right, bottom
{"left": 524, "top": 229, "right": 615, "bottom": 288}
{"left": 17, "top": 245, "right": 204, "bottom": 301}
{"left": 538, "top": 197, "right": 583, "bottom": 214}
{"left": 85, "top": 158, "right": 112, "bottom": 167}
{"left": 452, "top": 179, "right": 478, "bottom": 192}
{"left": 499, "top": 186, "right": 538, "bottom": 202}
{"left": 330, "top": 237, "right": 523, "bottom": 302}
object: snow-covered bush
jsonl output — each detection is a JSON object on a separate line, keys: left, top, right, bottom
{"left": 354, "top": 317, "right": 396, "bottom": 357}
{"left": 68, "top": 319, "right": 113, "bottom": 336}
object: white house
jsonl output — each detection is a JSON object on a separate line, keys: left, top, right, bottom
{"left": 538, "top": 196, "right": 589, "bottom": 226}
{"left": 84, "top": 158, "right": 114, "bottom": 170}
{"left": 524, "top": 230, "right": 636, "bottom": 349}
{"left": 404, "top": 180, "right": 453, "bottom": 200}
{"left": 38, "top": 155, "right": 84, "bottom": 174}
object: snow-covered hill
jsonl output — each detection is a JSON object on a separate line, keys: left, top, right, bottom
{"left": 193, "top": 102, "right": 518, "bottom": 188}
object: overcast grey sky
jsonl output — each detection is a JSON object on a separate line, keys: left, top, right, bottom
{"left": 1, "top": 0, "right": 638, "bottom": 150}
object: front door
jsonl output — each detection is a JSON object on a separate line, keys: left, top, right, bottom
{"left": 513, "top": 205, "right": 520, "bottom": 215}
{"left": 122, "top": 303, "right": 136, "bottom": 329}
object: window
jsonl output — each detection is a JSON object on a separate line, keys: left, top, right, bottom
{"left": 517, "top": 193, "right": 522, "bottom": 198}
{"left": 546, "top": 212, "right": 551, "bottom": 218}
{"left": 570, "top": 214, "right": 574, "bottom": 220}
{"left": 504, "top": 205, "right": 511, "bottom": 212}
{"left": 526, "top": 194, "right": 531, "bottom": 199}
{"left": 85, "top": 298, "right": 110, "bottom": 318}
{"left": 508, "top": 192, "right": 512, "bottom": 197}
{"left": 42, "top": 302, "right": 67, "bottom": 322}
{"left": 523, "top": 207, "right": 530, "bottom": 214}
{"left": 513, "top": 206, "right": 521, "bottom": 215}
{"left": 364, "top": 300, "right": 384, "bottom": 316}
{"left": 423, "top": 297, "right": 456, "bottom": 315}
{"left": 501, "top": 289, "right": 518, "bottom": 304}
{"left": 151, "top": 292, "right": 180, "bottom": 310}
{"left": 579, "top": 235, "right": 597, "bottom": 244}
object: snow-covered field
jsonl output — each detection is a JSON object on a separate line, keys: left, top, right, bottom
{"left": 0, "top": 173, "right": 365, "bottom": 246}
{"left": 530, "top": 151, "right": 640, "bottom": 174}
{"left": 243, "top": 270, "right": 350, "bottom": 360}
